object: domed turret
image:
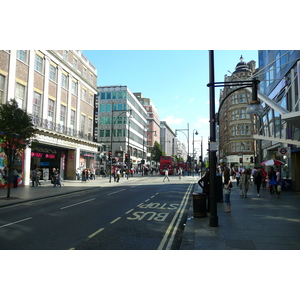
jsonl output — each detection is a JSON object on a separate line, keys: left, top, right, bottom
{"left": 232, "top": 55, "right": 251, "bottom": 74}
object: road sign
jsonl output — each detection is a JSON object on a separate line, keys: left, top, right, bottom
{"left": 279, "top": 147, "right": 287, "bottom": 155}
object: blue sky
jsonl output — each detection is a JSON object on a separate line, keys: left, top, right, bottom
{"left": 83, "top": 50, "right": 258, "bottom": 155}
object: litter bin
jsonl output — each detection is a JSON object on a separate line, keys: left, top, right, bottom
{"left": 216, "top": 174, "right": 223, "bottom": 202}
{"left": 193, "top": 193, "right": 207, "bottom": 218}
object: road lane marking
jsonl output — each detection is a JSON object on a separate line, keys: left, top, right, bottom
{"left": 88, "top": 228, "right": 105, "bottom": 239}
{"left": 110, "top": 217, "right": 121, "bottom": 224}
{"left": 157, "top": 183, "right": 193, "bottom": 250}
{"left": 0, "top": 217, "right": 32, "bottom": 229}
{"left": 125, "top": 209, "right": 134, "bottom": 214}
{"left": 60, "top": 198, "right": 95, "bottom": 210}
{"left": 107, "top": 189, "right": 126, "bottom": 196}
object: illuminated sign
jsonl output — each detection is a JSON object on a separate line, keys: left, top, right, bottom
{"left": 31, "top": 152, "right": 56, "bottom": 159}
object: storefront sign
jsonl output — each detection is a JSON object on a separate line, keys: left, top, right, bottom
{"left": 31, "top": 152, "right": 56, "bottom": 159}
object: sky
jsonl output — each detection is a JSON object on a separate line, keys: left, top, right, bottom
{"left": 83, "top": 50, "right": 258, "bottom": 156}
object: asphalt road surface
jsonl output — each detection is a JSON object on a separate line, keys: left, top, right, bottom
{"left": 0, "top": 176, "right": 194, "bottom": 250}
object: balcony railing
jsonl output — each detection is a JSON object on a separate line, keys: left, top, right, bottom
{"left": 32, "top": 116, "right": 94, "bottom": 142}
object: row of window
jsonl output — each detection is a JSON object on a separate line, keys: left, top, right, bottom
{"left": 100, "top": 103, "right": 127, "bottom": 112}
{"left": 231, "top": 125, "right": 251, "bottom": 136}
{"left": 100, "top": 91, "right": 127, "bottom": 100}
{"left": 230, "top": 93, "right": 250, "bottom": 105}
{"left": 99, "top": 116, "right": 128, "bottom": 125}
{"left": 17, "top": 50, "right": 95, "bottom": 85}
{"left": 231, "top": 141, "right": 252, "bottom": 152}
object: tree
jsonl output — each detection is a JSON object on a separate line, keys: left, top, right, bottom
{"left": 150, "top": 141, "right": 163, "bottom": 166}
{"left": 0, "top": 99, "right": 37, "bottom": 198}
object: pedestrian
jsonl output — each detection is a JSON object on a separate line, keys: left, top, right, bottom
{"left": 178, "top": 167, "right": 183, "bottom": 180}
{"left": 116, "top": 168, "right": 120, "bottom": 182}
{"left": 241, "top": 168, "right": 251, "bottom": 198}
{"left": 36, "top": 168, "right": 41, "bottom": 186}
{"left": 53, "top": 169, "right": 61, "bottom": 187}
{"left": 163, "top": 168, "right": 170, "bottom": 182}
{"left": 223, "top": 176, "right": 232, "bottom": 213}
{"left": 13, "top": 169, "right": 19, "bottom": 188}
{"left": 254, "top": 166, "right": 262, "bottom": 197}
{"left": 235, "top": 170, "right": 241, "bottom": 186}
{"left": 268, "top": 167, "right": 278, "bottom": 198}
{"left": 31, "top": 169, "right": 37, "bottom": 187}
{"left": 261, "top": 167, "right": 267, "bottom": 189}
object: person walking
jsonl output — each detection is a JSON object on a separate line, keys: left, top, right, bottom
{"left": 178, "top": 167, "right": 183, "bottom": 180}
{"left": 31, "top": 169, "right": 37, "bottom": 187}
{"left": 268, "top": 167, "right": 278, "bottom": 198}
{"left": 235, "top": 170, "right": 241, "bottom": 186}
{"left": 223, "top": 176, "right": 232, "bottom": 212}
{"left": 261, "top": 167, "right": 267, "bottom": 189}
{"left": 241, "top": 168, "right": 251, "bottom": 198}
{"left": 254, "top": 167, "right": 263, "bottom": 197}
{"left": 163, "top": 168, "right": 170, "bottom": 182}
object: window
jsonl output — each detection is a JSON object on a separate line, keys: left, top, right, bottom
{"left": 106, "top": 92, "right": 111, "bottom": 100}
{"left": 70, "top": 110, "right": 76, "bottom": 134}
{"left": 81, "top": 89, "right": 86, "bottom": 101}
{"left": 89, "top": 93, "right": 93, "bottom": 105}
{"left": 15, "top": 83, "right": 25, "bottom": 109}
{"left": 100, "top": 92, "right": 106, "bottom": 100}
{"left": 112, "top": 92, "right": 117, "bottom": 99}
{"left": 99, "top": 130, "right": 104, "bottom": 137}
{"left": 81, "top": 115, "right": 86, "bottom": 133}
{"left": 48, "top": 99, "right": 55, "bottom": 121}
{"left": 49, "top": 65, "right": 57, "bottom": 81}
{"left": 71, "top": 81, "right": 77, "bottom": 95}
{"left": 33, "top": 92, "right": 41, "bottom": 117}
{"left": 90, "top": 73, "right": 94, "bottom": 84}
{"left": 105, "top": 130, "right": 110, "bottom": 137}
{"left": 35, "top": 54, "right": 44, "bottom": 73}
{"left": 61, "top": 74, "right": 68, "bottom": 89}
{"left": 0, "top": 74, "right": 5, "bottom": 104}
{"left": 63, "top": 50, "right": 68, "bottom": 61}
{"left": 100, "top": 104, "right": 106, "bottom": 112}
{"left": 105, "top": 117, "right": 110, "bottom": 124}
{"left": 88, "top": 118, "right": 92, "bottom": 136}
{"left": 100, "top": 117, "right": 105, "bottom": 125}
{"left": 82, "top": 68, "right": 87, "bottom": 78}
{"left": 60, "top": 105, "right": 66, "bottom": 127}
{"left": 73, "top": 57, "right": 78, "bottom": 69}
{"left": 106, "top": 104, "right": 111, "bottom": 112}
{"left": 17, "top": 50, "right": 28, "bottom": 63}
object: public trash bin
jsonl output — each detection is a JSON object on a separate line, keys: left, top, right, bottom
{"left": 215, "top": 175, "right": 223, "bottom": 202}
{"left": 193, "top": 193, "right": 207, "bottom": 218}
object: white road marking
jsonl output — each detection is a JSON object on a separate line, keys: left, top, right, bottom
{"left": 0, "top": 217, "right": 32, "bottom": 229}
{"left": 107, "top": 189, "right": 126, "bottom": 196}
{"left": 60, "top": 198, "right": 95, "bottom": 210}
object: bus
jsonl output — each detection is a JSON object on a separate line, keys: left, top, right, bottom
{"left": 159, "top": 156, "right": 176, "bottom": 175}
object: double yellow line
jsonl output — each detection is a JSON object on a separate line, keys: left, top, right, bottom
{"left": 157, "top": 183, "right": 193, "bottom": 250}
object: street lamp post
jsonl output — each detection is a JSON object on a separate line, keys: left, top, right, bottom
{"left": 142, "top": 129, "right": 156, "bottom": 176}
{"left": 175, "top": 123, "right": 190, "bottom": 174}
{"left": 109, "top": 103, "right": 133, "bottom": 183}
{"left": 192, "top": 129, "right": 199, "bottom": 176}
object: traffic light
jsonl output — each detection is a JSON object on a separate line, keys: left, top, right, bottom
{"left": 125, "top": 153, "right": 130, "bottom": 163}
{"left": 250, "top": 156, "right": 254, "bottom": 163}
{"left": 239, "top": 158, "right": 243, "bottom": 164}
{"left": 199, "top": 155, "right": 202, "bottom": 162}
{"left": 108, "top": 151, "right": 112, "bottom": 161}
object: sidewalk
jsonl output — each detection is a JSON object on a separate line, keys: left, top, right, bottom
{"left": 181, "top": 180, "right": 300, "bottom": 250}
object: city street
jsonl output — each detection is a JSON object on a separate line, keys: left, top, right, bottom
{"left": 0, "top": 175, "right": 193, "bottom": 250}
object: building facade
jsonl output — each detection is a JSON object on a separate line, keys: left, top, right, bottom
{"left": 134, "top": 92, "right": 160, "bottom": 166}
{"left": 0, "top": 50, "right": 99, "bottom": 186}
{"left": 97, "top": 86, "right": 148, "bottom": 170}
{"left": 218, "top": 56, "right": 257, "bottom": 168}
{"left": 256, "top": 50, "right": 300, "bottom": 191}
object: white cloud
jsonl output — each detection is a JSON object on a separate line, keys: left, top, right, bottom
{"left": 162, "top": 115, "right": 184, "bottom": 125}
{"left": 189, "top": 97, "right": 195, "bottom": 102}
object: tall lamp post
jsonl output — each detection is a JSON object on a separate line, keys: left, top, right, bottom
{"left": 192, "top": 129, "right": 199, "bottom": 176}
{"left": 142, "top": 129, "right": 156, "bottom": 176}
{"left": 207, "top": 51, "right": 260, "bottom": 227}
{"left": 175, "top": 123, "right": 189, "bottom": 173}
{"left": 109, "top": 104, "right": 133, "bottom": 183}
